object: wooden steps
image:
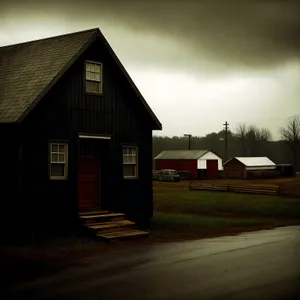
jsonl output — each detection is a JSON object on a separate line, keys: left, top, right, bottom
{"left": 97, "top": 230, "right": 149, "bottom": 242}
{"left": 79, "top": 210, "right": 110, "bottom": 216}
{"left": 79, "top": 208, "right": 149, "bottom": 242}
{"left": 87, "top": 220, "right": 135, "bottom": 234}
{"left": 80, "top": 213, "right": 126, "bottom": 225}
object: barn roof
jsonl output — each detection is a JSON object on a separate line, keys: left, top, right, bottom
{"left": 0, "top": 28, "right": 162, "bottom": 129}
{"left": 224, "top": 157, "right": 276, "bottom": 168}
{"left": 154, "top": 150, "right": 210, "bottom": 160}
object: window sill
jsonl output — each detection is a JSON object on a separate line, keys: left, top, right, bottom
{"left": 123, "top": 176, "right": 138, "bottom": 180}
{"left": 85, "top": 91, "right": 103, "bottom": 96}
{"left": 50, "top": 176, "right": 68, "bottom": 181}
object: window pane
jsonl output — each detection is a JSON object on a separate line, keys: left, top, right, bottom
{"left": 90, "top": 72, "right": 95, "bottom": 80}
{"left": 58, "top": 144, "right": 65, "bottom": 153}
{"left": 95, "top": 64, "right": 101, "bottom": 73}
{"left": 87, "top": 80, "right": 100, "bottom": 93}
{"left": 95, "top": 73, "right": 101, "bottom": 81}
{"left": 51, "top": 163, "right": 65, "bottom": 177}
{"left": 123, "top": 164, "right": 136, "bottom": 177}
{"left": 86, "top": 63, "right": 91, "bottom": 71}
{"left": 52, "top": 144, "right": 58, "bottom": 152}
{"left": 86, "top": 71, "right": 91, "bottom": 80}
{"left": 91, "top": 63, "right": 95, "bottom": 72}
{"left": 51, "top": 153, "right": 58, "bottom": 162}
{"left": 58, "top": 154, "right": 65, "bottom": 163}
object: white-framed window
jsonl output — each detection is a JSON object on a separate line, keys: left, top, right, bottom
{"left": 49, "top": 143, "right": 68, "bottom": 180}
{"left": 123, "top": 146, "right": 138, "bottom": 179}
{"left": 85, "top": 61, "right": 102, "bottom": 94}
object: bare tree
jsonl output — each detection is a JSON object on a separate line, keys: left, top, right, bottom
{"left": 236, "top": 125, "right": 272, "bottom": 156}
{"left": 255, "top": 128, "right": 272, "bottom": 155}
{"left": 246, "top": 125, "right": 260, "bottom": 156}
{"left": 280, "top": 116, "right": 300, "bottom": 169}
{"left": 236, "top": 123, "right": 247, "bottom": 156}
{"left": 258, "top": 128, "right": 272, "bottom": 142}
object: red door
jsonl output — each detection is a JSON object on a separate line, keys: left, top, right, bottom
{"left": 207, "top": 160, "right": 219, "bottom": 179}
{"left": 78, "top": 157, "right": 100, "bottom": 209}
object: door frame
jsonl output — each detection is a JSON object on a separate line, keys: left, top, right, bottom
{"left": 77, "top": 133, "right": 112, "bottom": 211}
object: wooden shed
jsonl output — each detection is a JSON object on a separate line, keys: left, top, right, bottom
{"left": 0, "top": 28, "right": 162, "bottom": 237}
{"left": 223, "top": 157, "right": 277, "bottom": 179}
{"left": 276, "top": 164, "right": 295, "bottom": 177}
{"left": 154, "top": 150, "right": 223, "bottom": 179}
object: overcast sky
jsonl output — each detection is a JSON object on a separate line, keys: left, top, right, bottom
{"left": 1, "top": 0, "right": 299, "bottom": 140}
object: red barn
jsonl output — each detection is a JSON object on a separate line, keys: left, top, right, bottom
{"left": 154, "top": 150, "right": 223, "bottom": 179}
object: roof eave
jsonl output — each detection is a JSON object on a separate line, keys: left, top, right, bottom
{"left": 97, "top": 30, "right": 162, "bottom": 130}
{"left": 17, "top": 30, "right": 99, "bottom": 124}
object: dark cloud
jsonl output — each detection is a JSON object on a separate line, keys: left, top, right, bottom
{"left": 1, "top": 0, "right": 300, "bottom": 70}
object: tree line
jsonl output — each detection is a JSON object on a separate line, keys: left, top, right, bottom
{"left": 153, "top": 116, "right": 300, "bottom": 171}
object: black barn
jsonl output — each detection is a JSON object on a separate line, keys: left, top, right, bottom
{"left": 0, "top": 28, "right": 162, "bottom": 236}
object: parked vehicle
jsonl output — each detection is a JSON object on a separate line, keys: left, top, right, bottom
{"left": 153, "top": 169, "right": 180, "bottom": 182}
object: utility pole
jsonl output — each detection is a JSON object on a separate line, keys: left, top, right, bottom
{"left": 223, "top": 121, "right": 229, "bottom": 162}
{"left": 184, "top": 134, "right": 192, "bottom": 150}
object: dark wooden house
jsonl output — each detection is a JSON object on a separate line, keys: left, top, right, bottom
{"left": 0, "top": 28, "right": 162, "bottom": 236}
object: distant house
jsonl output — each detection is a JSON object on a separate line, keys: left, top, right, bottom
{"left": 0, "top": 28, "right": 162, "bottom": 234}
{"left": 223, "top": 157, "right": 277, "bottom": 179}
{"left": 154, "top": 150, "right": 223, "bottom": 179}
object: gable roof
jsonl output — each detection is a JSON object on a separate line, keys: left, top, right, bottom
{"left": 224, "top": 157, "right": 276, "bottom": 167}
{"left": 154, "top": 150, "right": 211, "bottom": 160}
{"left": 0, "top": 28, "right": 162, "bottom": 129}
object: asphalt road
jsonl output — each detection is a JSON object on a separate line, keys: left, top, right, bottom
{"left": 4, "top": 226, "right": 300, "bottom": 300}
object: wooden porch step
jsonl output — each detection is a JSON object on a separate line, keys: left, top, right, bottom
{"left": 86, "top": 220, "right": 135, "bottom": 234}
{"left": 79, "top": 210, "right": 110, "bottom": 216}
{"left": 97, "top": 230, "right": 149, "bottom": 242}
{"left": 80, "top": 213, "right": 125, "bottom": 225}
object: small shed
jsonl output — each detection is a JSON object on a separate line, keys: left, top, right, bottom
{"left": 223, "top": 157, "right": 277, "bottom": 179}
{"left": 154, "top": 150, "right": 223, "bottom": 179}
{"left": 276, "top": 164, "right": 295, "bottom": 177}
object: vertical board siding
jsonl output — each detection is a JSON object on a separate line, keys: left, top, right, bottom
{"left": 224, "top": 158, "right": 246, "bottom": 179}
{"left": 73, "top": 39, "right": 153, "bottom": 221}
{"left": 197, "top": 151, "right": 223, "bottom": 170}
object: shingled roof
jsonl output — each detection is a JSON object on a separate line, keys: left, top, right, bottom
{"left": 0, "top": 28, "right": 162, "bottom": 129}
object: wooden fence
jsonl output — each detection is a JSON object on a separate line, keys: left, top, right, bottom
{"left": 279, "top": 183, "right": 300, "bottom": 198}
{"left": 189, "top": 182, "right": 279, "bottom": 195}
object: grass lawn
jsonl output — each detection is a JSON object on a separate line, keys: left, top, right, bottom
{"left": 2, "top": 179, "right": 299, "bottom": 286}
{"left": 151, "top": 182, "right": 300, "bottom": 240}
